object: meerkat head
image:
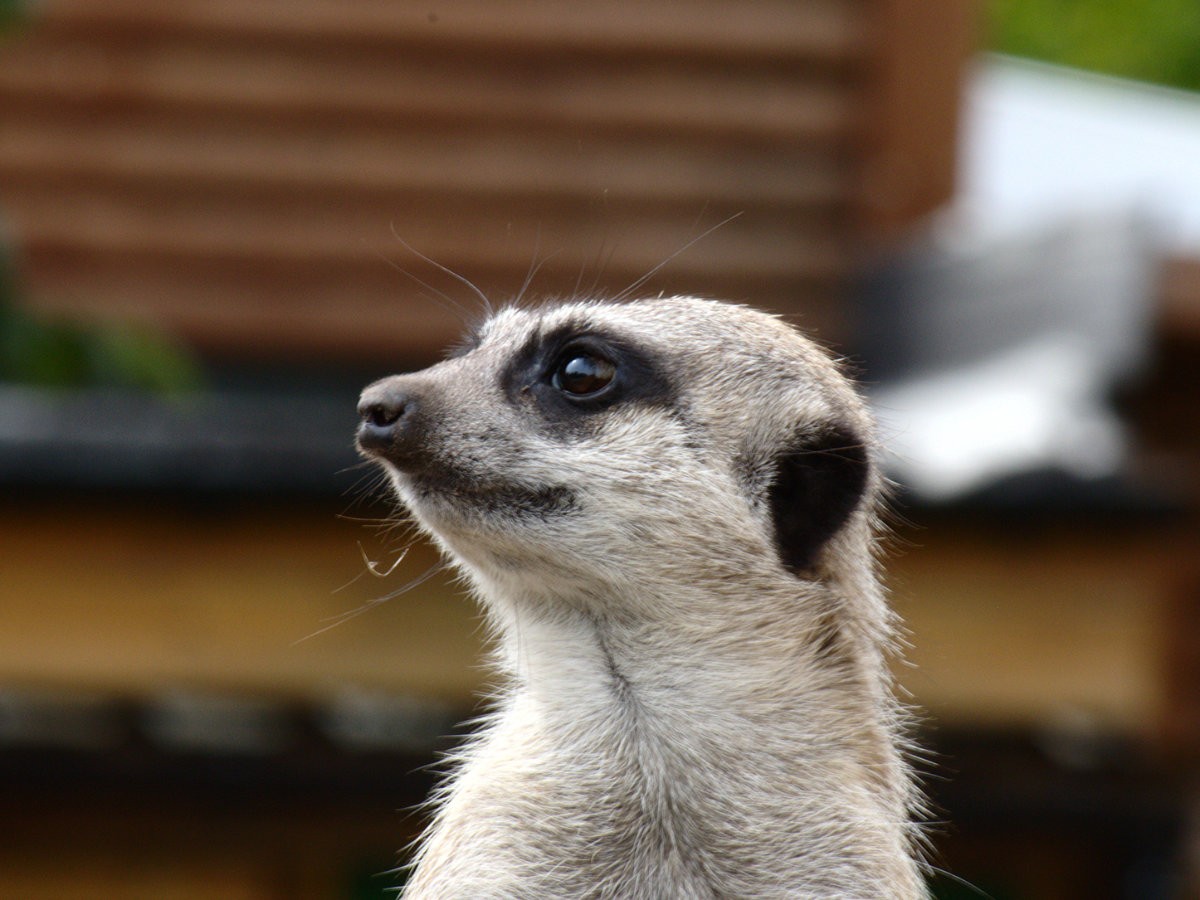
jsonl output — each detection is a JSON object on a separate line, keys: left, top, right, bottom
{"left": 356, "top": 297, "right": 876, "bottom": 602}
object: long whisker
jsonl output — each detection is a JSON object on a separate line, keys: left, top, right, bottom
{"left": 293, "top": 562, "right": 447, "bottom": 644}
{"left": 372, "top": 245, "right": 475, "bottom": 324}
{"left": 388, "top": 224, "right": 494, "bottom": 318}
{"left": 611, "top": 211, "right": 743, "bottom": 303}
{"left": 361, "top": 543, "right": 409, "bottom": 578}
{"left": 514, "top": 228, "right": 560, "bottom": 308}
{"left": 924, "top": 865, "right": 993, "bottom": 899}
{"left": 589, "top": 236, "right": 620, "bottom": 298}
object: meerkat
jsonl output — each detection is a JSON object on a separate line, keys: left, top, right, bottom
{"left": 356, "top": 296, "right": 926, "bottom": 899}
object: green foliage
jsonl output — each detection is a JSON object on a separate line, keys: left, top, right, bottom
{"left": 0, "top": 306, "right": 205, "bottom": 394}
{"left": 0, "top": 4, "right": 204, "bottom": 394}
{"left": 0, "top": 251, "right": 204, "bottom": 394}
{"left": 989, "top": 0, "right": 1200, "bottom": 91}
{"left": 0, "top": 0, "right": 31, "bottom": 34}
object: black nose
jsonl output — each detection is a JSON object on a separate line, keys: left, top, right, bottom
{"left": 356, "top": 384, "right": 414, "bottom": 453}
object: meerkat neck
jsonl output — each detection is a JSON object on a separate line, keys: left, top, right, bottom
{"left": 471, "top": 576, "right": 925, "bottom": 896}
{"left": 404, "top": 575, "right": 925, "bottom": 900}
{"left": 493, "top": 570, "right": 883, "bottom": 702}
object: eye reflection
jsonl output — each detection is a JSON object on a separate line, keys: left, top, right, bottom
{"left": 552, "top": 352, "right": 616, "bottom": 396}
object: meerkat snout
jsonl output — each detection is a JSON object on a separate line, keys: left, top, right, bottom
{"left": 356, "top": 381, "right": 407, "bottom": 449}
{"left": 356, "top": 377, "right": 425, "bottom": 458}
{"left": 357, "top": 296, "right": 927, "bottom": 899}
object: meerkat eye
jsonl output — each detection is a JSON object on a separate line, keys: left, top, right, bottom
{"left": 551, "top": 350, "right": 616, "bottom": 397}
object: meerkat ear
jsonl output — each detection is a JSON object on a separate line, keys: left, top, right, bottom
{"left": 767, "top": 425, "right": 869, "bottom": 574}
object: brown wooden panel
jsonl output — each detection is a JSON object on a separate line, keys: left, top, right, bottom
{"left": 1161, "top": 255, "right": 1200, "bottom": 341}
{"left": 6, "top": 179, "right": 845, "bottom": 279}
{"left": 6, "top": 163, "right": 847, "bottom": 358}
{"left": 0, "top": 35, "right": 856, "bottom": 142}
{"left": 0, "top": 504, "right": 485, "bottom": 703}
{"left": 891, "top": 525, "right": 1175, "bottom": 734}
{"left": 0, "top": 0, "right": 965, "bottom": 361}
{"left": 39, "top": 0, "right": 869, "bottom": 63}
{"left": 0, "top": 801, "right": 421, "bottom": 900}
{"left": 0, "top": 114, "right": 849, "bottom": 208}
{"left": 16, "top": 239, "right": 844, "bottom": 361}
{"left": 0, "top": 865, "right": 273, "bottom": 900}
{"left": 1162, "top": 571, "right": 1200, "bottom": 753}
{"left": 857, "top": 0, "right": 975, "bottom": 240}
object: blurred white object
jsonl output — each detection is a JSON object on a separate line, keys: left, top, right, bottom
{"left": 857, "top": 54, "right": 1197, "bottom": 503}
{"left": 873, "top": 335, "right": 1125, "bottom": 501}
{"left": 860, "top": 210, "right": 1155, "bottom": 503}
{"left": 962, "top": 55, "right": 1200, "bottom": 255}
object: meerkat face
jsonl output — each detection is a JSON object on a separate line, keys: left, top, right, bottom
{"left": 356, "top": 297, "right": 873, "bottom": 593}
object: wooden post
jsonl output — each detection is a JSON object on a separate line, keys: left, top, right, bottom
{"left": 858, "top": 0, "right": 976, "bottom": 243}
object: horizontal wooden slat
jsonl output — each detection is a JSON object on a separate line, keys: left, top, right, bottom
{"left": 38, "top": 0, "right": 869, "bottom": 63}
{"left": 892, "top": 526, "right": 1177, "bottom": 734}
{"left": 0, "top": 36, "right": 857, "bottom": 143}
{"left": 0, "top": 864, "right": 272, "bottom": 900}
{"left": 6, "top": 198, "right": 848, "bottom": 361}
{"left": 14, "top": 263, "right": 463, "bottom": 361}
{"left": 0, "top": 18, "right": 864, "bottom": 137}
{"left": 17, "top": 249, "right": 843, "bottom": 360}
{"left": 0, "top": 115, "right": 851, "bottom": 209}
{"left": 6, "top": 179, "right": 845, "bottom": 275}
{"left": 0, "top": 504, "right": 485, "bottom": 703}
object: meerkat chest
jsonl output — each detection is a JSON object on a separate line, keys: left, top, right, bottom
{"left": 446, "top": 694, "right": 722, "bottom": 896}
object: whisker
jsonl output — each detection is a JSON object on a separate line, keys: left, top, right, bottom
{"left": 338, "top": 470, "right": 395, "bottom": 518}
{"left": 361, "top": 543, "right": 409, "bottom": 578}
{"left": 336, "top": 459, "right": 379, "bottom": 479}
{"left": 513, "top": 229, "right": 560, "bottom": 308}
{"left": 329, "top": 536, "right": 415, "bottom": 594}
{"left": 588, "top": 237, "right": 620, "bottom": 298}
{"left": 372, "top": 245, "right": 475, "bottom": 324}
{"left": 611, "top": 211, "right": 743, "bottom": 303}
{"left": 293, "top": 562, "right": 448, "bottom": 644}
{"left": 924, "top": 865, "right": 993, "bottom": 899}
{"left": 388, "top": 224, "right": 494, "bottom": 318}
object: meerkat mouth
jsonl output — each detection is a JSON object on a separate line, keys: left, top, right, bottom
{"left": 403, "top": 468, "right": 579, "bottom": 521}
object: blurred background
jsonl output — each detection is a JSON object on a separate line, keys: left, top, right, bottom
{"left": 0, "top": 1, "right": 1198, "bottom": 897}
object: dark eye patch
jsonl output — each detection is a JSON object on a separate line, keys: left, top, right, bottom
{"left": 500, "top": 318, "right": 676, "bottom": 434}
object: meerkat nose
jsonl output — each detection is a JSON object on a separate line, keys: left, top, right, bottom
{"left": 356, "top": 381, "right": 415, "bottom": 453}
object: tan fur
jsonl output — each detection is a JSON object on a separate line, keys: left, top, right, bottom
{"left": 358, "top": 297, "right": 926, "bottom": 898}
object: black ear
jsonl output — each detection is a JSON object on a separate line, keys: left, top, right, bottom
{"left": 767, "top": 425, "right": 870, "bottom": 575}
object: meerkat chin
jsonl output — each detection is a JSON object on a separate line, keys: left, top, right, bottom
{"left": 356, "top": 296, "right": 927, "bottom": 899}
